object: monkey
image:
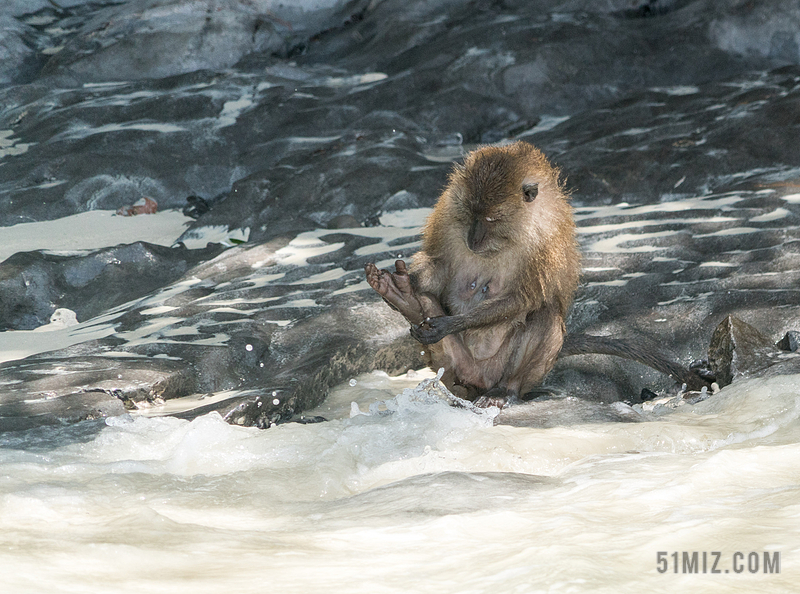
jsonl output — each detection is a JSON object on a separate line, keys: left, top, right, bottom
{"left": 365, "top": 141, "right": 707, "bottom": 406}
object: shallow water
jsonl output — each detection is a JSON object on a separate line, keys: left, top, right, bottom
{"left": 1, "top": 370, "right": 798, "bottom": 593}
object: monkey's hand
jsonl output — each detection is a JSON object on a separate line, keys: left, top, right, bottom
{"left": 410, "top": 316, "right": 454, "bottom": 344}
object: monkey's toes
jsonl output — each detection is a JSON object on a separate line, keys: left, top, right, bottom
{"left": 365, "top": 263, "right": 387, "bottom": 291}
{"left": 473, "top": 395, "right": 508, "bottom": 409}
{"left": 410, "top": 319, "right": 445, "bottom": 344}
{"left": 391, "top": 261, "right": 415, "bottom": 296}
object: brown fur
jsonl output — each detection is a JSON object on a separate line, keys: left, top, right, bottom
{"left": 366, "top": 141, "right": 580, "bottom": 404}
{"left": 413, "top": 141, "right": 579, "bottom": 319}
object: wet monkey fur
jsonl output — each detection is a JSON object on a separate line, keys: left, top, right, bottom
{"left": 365, "top": 141, "right": 706, "bottom": 406}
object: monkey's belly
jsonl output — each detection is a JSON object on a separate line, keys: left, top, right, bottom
{"left": 461, "top": 324, "right": 513, "bottom": 361}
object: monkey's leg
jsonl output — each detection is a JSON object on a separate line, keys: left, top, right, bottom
{"left": 415, "top": 294, "right": 506, "bottom": 397}
{"left": 365, "top": 260, "right": 426, "bottom": 325}
{"left": 496, "top": 306, "right": 566, "bottom": 401}
{"left": 364, "top": 262, "right": 506, "bottom": 400}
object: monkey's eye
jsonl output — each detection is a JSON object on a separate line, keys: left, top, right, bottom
{"left": 523, "top": 182, "right": 539, "bottom": 202}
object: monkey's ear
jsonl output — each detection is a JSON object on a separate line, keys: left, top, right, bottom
{"left": 523, "top": 182, "right": 539, "bottom": 202}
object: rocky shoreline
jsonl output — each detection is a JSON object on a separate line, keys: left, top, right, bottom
{"left": 2, "top": 0, "right": 800, "bottom": 430}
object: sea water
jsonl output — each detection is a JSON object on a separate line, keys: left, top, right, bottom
{"left": 1, "top": 369, "right": 798, "bottom": 593}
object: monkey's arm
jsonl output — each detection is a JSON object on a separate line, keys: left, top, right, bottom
{"left": 410, "top": 295, "right": 525, "bottom": 344}
{"left": 559, "top": 333, "right": 710, "bottom": 391}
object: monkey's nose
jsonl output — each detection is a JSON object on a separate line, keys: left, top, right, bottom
{"left": 467, "top": 218, "right": 488, "bottom": 251}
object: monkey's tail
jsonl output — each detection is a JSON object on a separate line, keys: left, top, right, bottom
{"left": 559, "top": 334, "right": 709, "bottom": 391}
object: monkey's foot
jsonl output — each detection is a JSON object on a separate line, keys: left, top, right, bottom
{"left": 410, "top": 315, "right": 454, "bottom": 344}
{"left": 365, "top": 260, "right": 425, "bottom": 325}
{"left": 473, "top": 387, "right": 517, "bottom": 409}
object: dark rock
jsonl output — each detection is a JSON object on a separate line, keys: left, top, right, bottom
{"left": 640, "top": 388, "right": 660, "bottom": 402}
{"left": 776, "top": 330, "right": 800, "bottom": 352}
{"left": 182, "top": 195, "right": 211, "bottom": 219}
{"left": 40, "top": 0, "right": 285, "bottom": 82}
{"left": 0, "top": 355, "right": 193, "bottom": 432}
{"left": 0, "top": 15, "right": 37, "bottom": 84}
{"left": 0, "top": 242, "right": 224, "bottom": 330}
{"left": 689, "top": 359, "right": 716, "bottom": 383}
{"left": 707, "top": 316, "right": 782, "bottom": 387}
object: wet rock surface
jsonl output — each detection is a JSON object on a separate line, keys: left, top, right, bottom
{"left": 707, "top": 315, "right": 800, "bottom": 386}
{"left": 0, "top": 241, "right": 224, "bottom": 330}
{"left": 1, "top": 0, "right": 800, "bottom": 429}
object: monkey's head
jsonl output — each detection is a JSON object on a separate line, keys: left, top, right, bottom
{"left": 436, "top": 141, "right": 572, "bottom": 257}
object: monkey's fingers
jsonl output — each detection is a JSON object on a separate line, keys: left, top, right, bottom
{"left": 410, "top": 318, "right": 446, "bottom": 344}
{"left": 394, "top": 260, "right": 408, "bottom": 275}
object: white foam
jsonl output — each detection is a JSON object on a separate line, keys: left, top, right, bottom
{"left": 518, "top": 115, "right": 571, "bottom": 135}
{"left": 274, "top": 234, "right": 345, "bottom": 266}
{"left": 576, "top": 216, "right": 737, "bottom": 235}
{"left": 323, "top": 72, "right": 388, "bottom": 87}
{"left": 0, "top": 210, "right": 192, "bottom": 264}
{"left": 0, "top": 129, "right": 34, "bottom": 159}
{"left": 699, "top": 261, "right": 738, "bottom": 268}
{"left": 1, "top": 372, "right": 799, "bottom": 592}
{"left": 587, "top": 230, "right": 678, "bottom": 253}
{"left": 650, "top": 85, "right": 700, "bottom": 96}
{"left": 178, "top": 225, "right": 250, "bottom": 249}
{"left": 378, "top": 207, "right": 432, "bottom": 228}
{"left": 290, "top": 267, "right": 351, "bottom": 285}
{"left": 217, "top": 94, "right": 254, "bottom": 128}
{"left": 750, "top": 208, "right": 790, "bottom": 222}
{"left": 694, "top": 226, "right": 760, "bottom": 238}
{"left": 0, "top": 316, "right": 118, "bottom": 364}
{"left": 573, "top": 194, "right": 745, "bottom": 221}
{"left": 65, "top": 122, "right": 186, "bottom": 139}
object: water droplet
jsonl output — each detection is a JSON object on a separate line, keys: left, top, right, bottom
{"left": 273, "top": 398, "right": 280, "bottom": 405}
{"left": 245, "top": 344, "right": 253, "bottom": 352}
{"left": 482, "top": 285, "right": 488, "bottom": 293}
{"left": 259, "top": 362, "right": 264, "bottom": 368}
{"left": 420, "top": 351, "right": 425, "bottom": 356}
{"left": 272, "top": 391, "right": 277, "bottom": 397}
{"left": 349, "top": 378, "right": 357, "bottom": 387}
